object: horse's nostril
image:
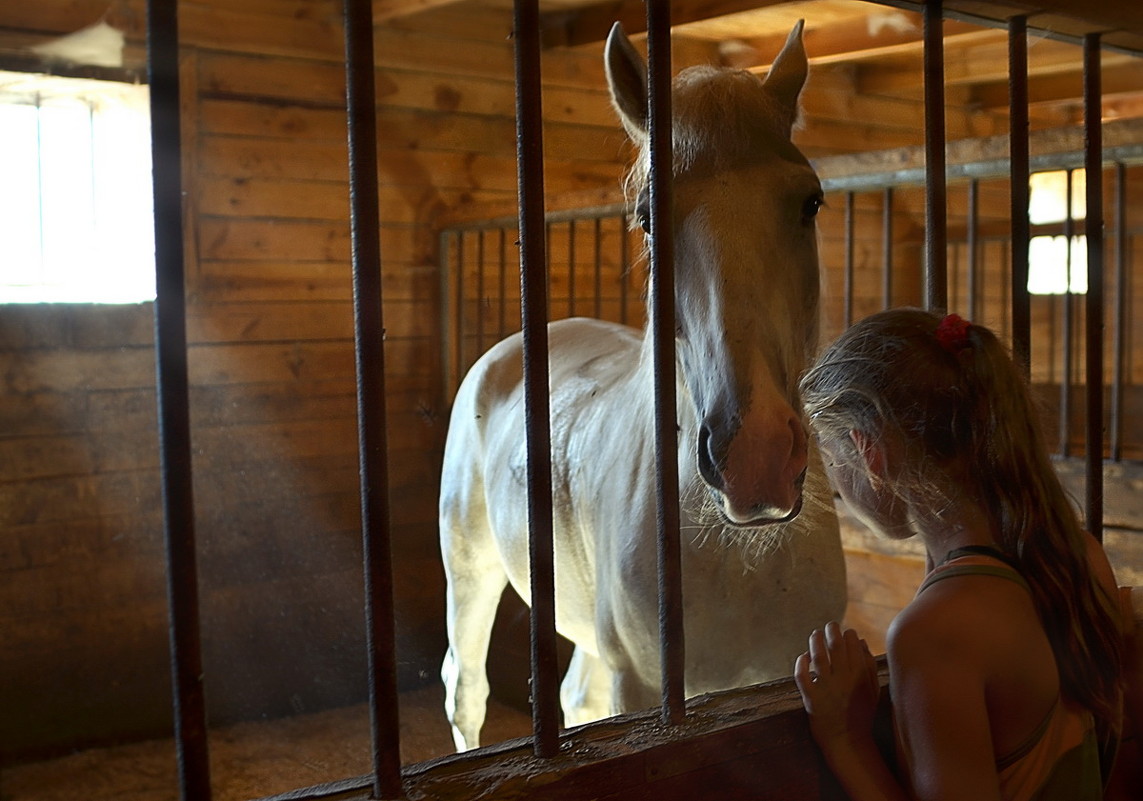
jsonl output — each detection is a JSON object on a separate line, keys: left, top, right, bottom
{"left": 696, "top": 425, "right": 724, "bottom": 491}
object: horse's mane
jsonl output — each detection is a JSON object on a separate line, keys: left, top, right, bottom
{"left": 625, "top": 65, "right": 806, "bottom": 194}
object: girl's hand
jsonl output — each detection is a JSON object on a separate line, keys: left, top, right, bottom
{"left": 795, "top": 621, "right": 881, "bottom": 752}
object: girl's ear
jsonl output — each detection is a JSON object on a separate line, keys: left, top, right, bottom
{"left": 849, "top": 429, "right": 888, "bottom": 480}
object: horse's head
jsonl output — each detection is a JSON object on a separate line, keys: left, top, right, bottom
{"left": 606, "top": 21, "right": 823, "bottom": 527}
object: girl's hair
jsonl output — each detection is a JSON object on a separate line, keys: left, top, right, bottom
{"left": 801, "top": 307, "right": 1123, "bottom": 743}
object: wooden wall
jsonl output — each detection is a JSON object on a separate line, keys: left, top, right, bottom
{"left": 0, "top": 0, "right": 642, "bottom": 760}
{"left": 2, "top": 0, "right": 1140, "bottom": 768}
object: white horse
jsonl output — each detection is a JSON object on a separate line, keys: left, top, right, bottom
{"left": 439, "top": 21, "right": 846, "bottom": 751}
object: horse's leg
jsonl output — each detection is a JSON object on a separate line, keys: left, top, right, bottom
{"left": 440, "top": 493, "right": 508, "bottom": 751}
{"left": 559, "top": 646, "right": 613, "bottom": 728}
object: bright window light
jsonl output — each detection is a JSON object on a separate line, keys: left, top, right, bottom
{"left": 1027, "top": 235, "right": 1088, "bottom": 294}
{"left": 1029, "top": 169, "right": 1085, "bottom": 224}
{"left": 0, "top": 71, "right": 155, "bottom": 304}
{"left": 1027, "top": 169, "right": 1087, "bottom": 295}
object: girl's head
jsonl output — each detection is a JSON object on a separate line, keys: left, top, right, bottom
{"left": 802, "top": 307, "right": 1122, "bottom": 744}
{"left": 800, "top": 308, "right": 1034, "bottom": 522}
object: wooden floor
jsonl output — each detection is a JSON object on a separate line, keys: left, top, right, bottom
{"left": 1, "top": 685, "right": 532, "bottom": 801}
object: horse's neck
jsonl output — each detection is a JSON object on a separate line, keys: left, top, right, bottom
{"left": 631, "top": 326, "right": 700, "bottom": 453}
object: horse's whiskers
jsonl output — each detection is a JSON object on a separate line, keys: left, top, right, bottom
{"left": 680, "top": 472, "right": 797, "bottom": 568}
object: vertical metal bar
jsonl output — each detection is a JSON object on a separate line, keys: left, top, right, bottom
{"left": 1060, "top": 171, "right": 1074, "bottom": 458}
{"left": 568, "top": 219, "right": 576, "bottom": 317}
{"left": 148, "top": 0, "right": 211, "bottom": 796}
{"left": 513, "top": 0, "right": 560, "bottom": 758}
{"left": 344, "top": 0, "right": 402, "bottom": 795}
{"left": 843, "top": 191, "right": 854, "bottom": 328}
{"left": 881, "top": 187, "right": 894, "bottom": 309}
{"left": 646, "top": 0, "right": 685, "bottom": 726}
{"left": 1083, "top": 33, "right": 1104, "bottom": 541}
{"left": 594, "top": 217, "right": 603, "bottom": 319}
{"left": 923, "top": 0, "right": 947, "bottom": 311}
{"left": 1111, "top": 163, "right": 1127, "bottom": 461}
{"left": 1008, "top": 15, "right": 1031, "bottom": 375}
{"left": 967, "top": 179, "right": 979, "bottom": 320}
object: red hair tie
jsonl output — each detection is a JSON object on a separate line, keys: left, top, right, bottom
{"left": 935, "top": 313, "right": 972, "bottom": 354}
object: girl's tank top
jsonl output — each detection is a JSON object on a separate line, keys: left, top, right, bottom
{"left": 905, "top": 547, "right": 1103, "bottom": 800}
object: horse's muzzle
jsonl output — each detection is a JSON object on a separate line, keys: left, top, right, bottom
{"left": 714, "top": 466, "right": 807, "bottom": 527}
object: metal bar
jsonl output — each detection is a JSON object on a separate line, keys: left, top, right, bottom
{"left": 967, "top": 179, "right": 979, "bottom": 320}
{"left": 923, "top": 0, "right": 947, "bottom": 311}
{"left": 568, "top": 220, "right": 576, "bottom": 317}
{"left": 1060, "top": 171, "right": 1074, "bottom": 458}
{"left": 1111, "top": 163, "right": 1127, "bottom": 461}
{"left": 146, "top": 1, "right": 212, "bottom": 799}
{"left": 445, "top": 201, "right": 630, "bottom": 233}
{"left": 645, "top": 0, "right": 685, "bottom": 726}
{"left": 818, "top": 142, "right": 1143, "bottom": 194}
{"left": 1008, "top": 15, "right": 1031, "bottom": 375}
{"left": 1083, "top": 33, "right": 1104, "bottom": 541}
{"left": 513, "top": 0, "right": 560, "bottom": 758}
{"left": 882, "top": 187, "right": 894, "bottom": 309}
{"left": 343, "top": 0, "right": 403, "bottom": 795}
{"left": 843, "top": 191, "right": 854, "bottom": 328}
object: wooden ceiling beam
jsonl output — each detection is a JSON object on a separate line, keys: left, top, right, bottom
{"left": 738, "top": 17, "right": 997, "bottom": 70}
{"left": 855, "top": 36, "right": 1138, "bottom": 96}
{"left": 539, "top": 0, "right": 794, "bottom": 49}
{"left": 969, "top": 60, "right": 1143, "bottom": 110}
{"left": 372, "top": 0, "right": 466, "bottom": 23}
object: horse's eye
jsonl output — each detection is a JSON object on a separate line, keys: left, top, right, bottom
{"left": 635, "top": 194, "right": 651, "bottom": 233}
{"left": 802, "top": 193, "right": 824, "bottom": 222}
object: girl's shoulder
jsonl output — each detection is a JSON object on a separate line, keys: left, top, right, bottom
{"left": 889, "top": 555, "right": 1039, "bottom": 663}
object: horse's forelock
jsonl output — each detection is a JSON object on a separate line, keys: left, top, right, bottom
{"left": 625, "top": 65, "right": 800, "bottom": 194}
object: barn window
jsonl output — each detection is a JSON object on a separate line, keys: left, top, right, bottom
{"left": 1027, "top": 168, "right": 1088, "bottom": 295}
{"left": 0, "top": 70, "right": 154, "bottom": 304}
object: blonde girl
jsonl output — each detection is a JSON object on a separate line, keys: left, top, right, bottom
{"left": 794, "top": 308, "right": 1127, "bottom": 800}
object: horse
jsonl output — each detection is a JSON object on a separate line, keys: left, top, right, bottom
{"left": 439, "top": 20, "right": 847, "bottom": 751}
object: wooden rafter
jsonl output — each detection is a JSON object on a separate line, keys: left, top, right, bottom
{"left": 372, "top": 0, "right": 465, "bottom": 23}
{"left": 742, "top": 18, "right": 999, "bottom": 69}
{"left": 970, "top": 60, "right": 1143, "bottom": 111}
{"left": 539, "top": 0, "right": 795, "bottom": 48}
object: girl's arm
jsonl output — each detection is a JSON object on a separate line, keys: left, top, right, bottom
{"left": 885, "top": 606, "right": 1003, "bottom": 801}
{"left": 795, "top": 622, "right": 908, "bottom": 801}
{"left": 797, "top": 613, "right": 1005, "bottom": 801}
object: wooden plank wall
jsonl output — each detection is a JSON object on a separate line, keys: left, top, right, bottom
{"left": 0, "top": 0, "right": 643, "bottom": 760}
{"left": 2, "top": 0, "right": 1140, "bottom": 767}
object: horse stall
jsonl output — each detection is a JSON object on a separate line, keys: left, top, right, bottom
{"left": 0, "top": 1, "right": 1140, "bottom": 800}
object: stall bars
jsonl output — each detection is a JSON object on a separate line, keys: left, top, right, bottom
{"left": 140, "top": 1, "right": 1119, "bottom": 800}
{"left": 442, "top": 172, "right": 1141, "bottom": 460}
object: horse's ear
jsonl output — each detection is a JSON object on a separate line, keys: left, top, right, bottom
{"left": 762, "top": 19, "right": 808, "bottom": 134}
{"left": 604, "top": 22, "right": 648, "bottom": 139}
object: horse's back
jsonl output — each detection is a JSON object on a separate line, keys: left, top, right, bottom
{"left": 445, "top": 316, "right": 643, "bottom": 450}
{"left": 440, "top": 316, "right": 643, "bottom": 555}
